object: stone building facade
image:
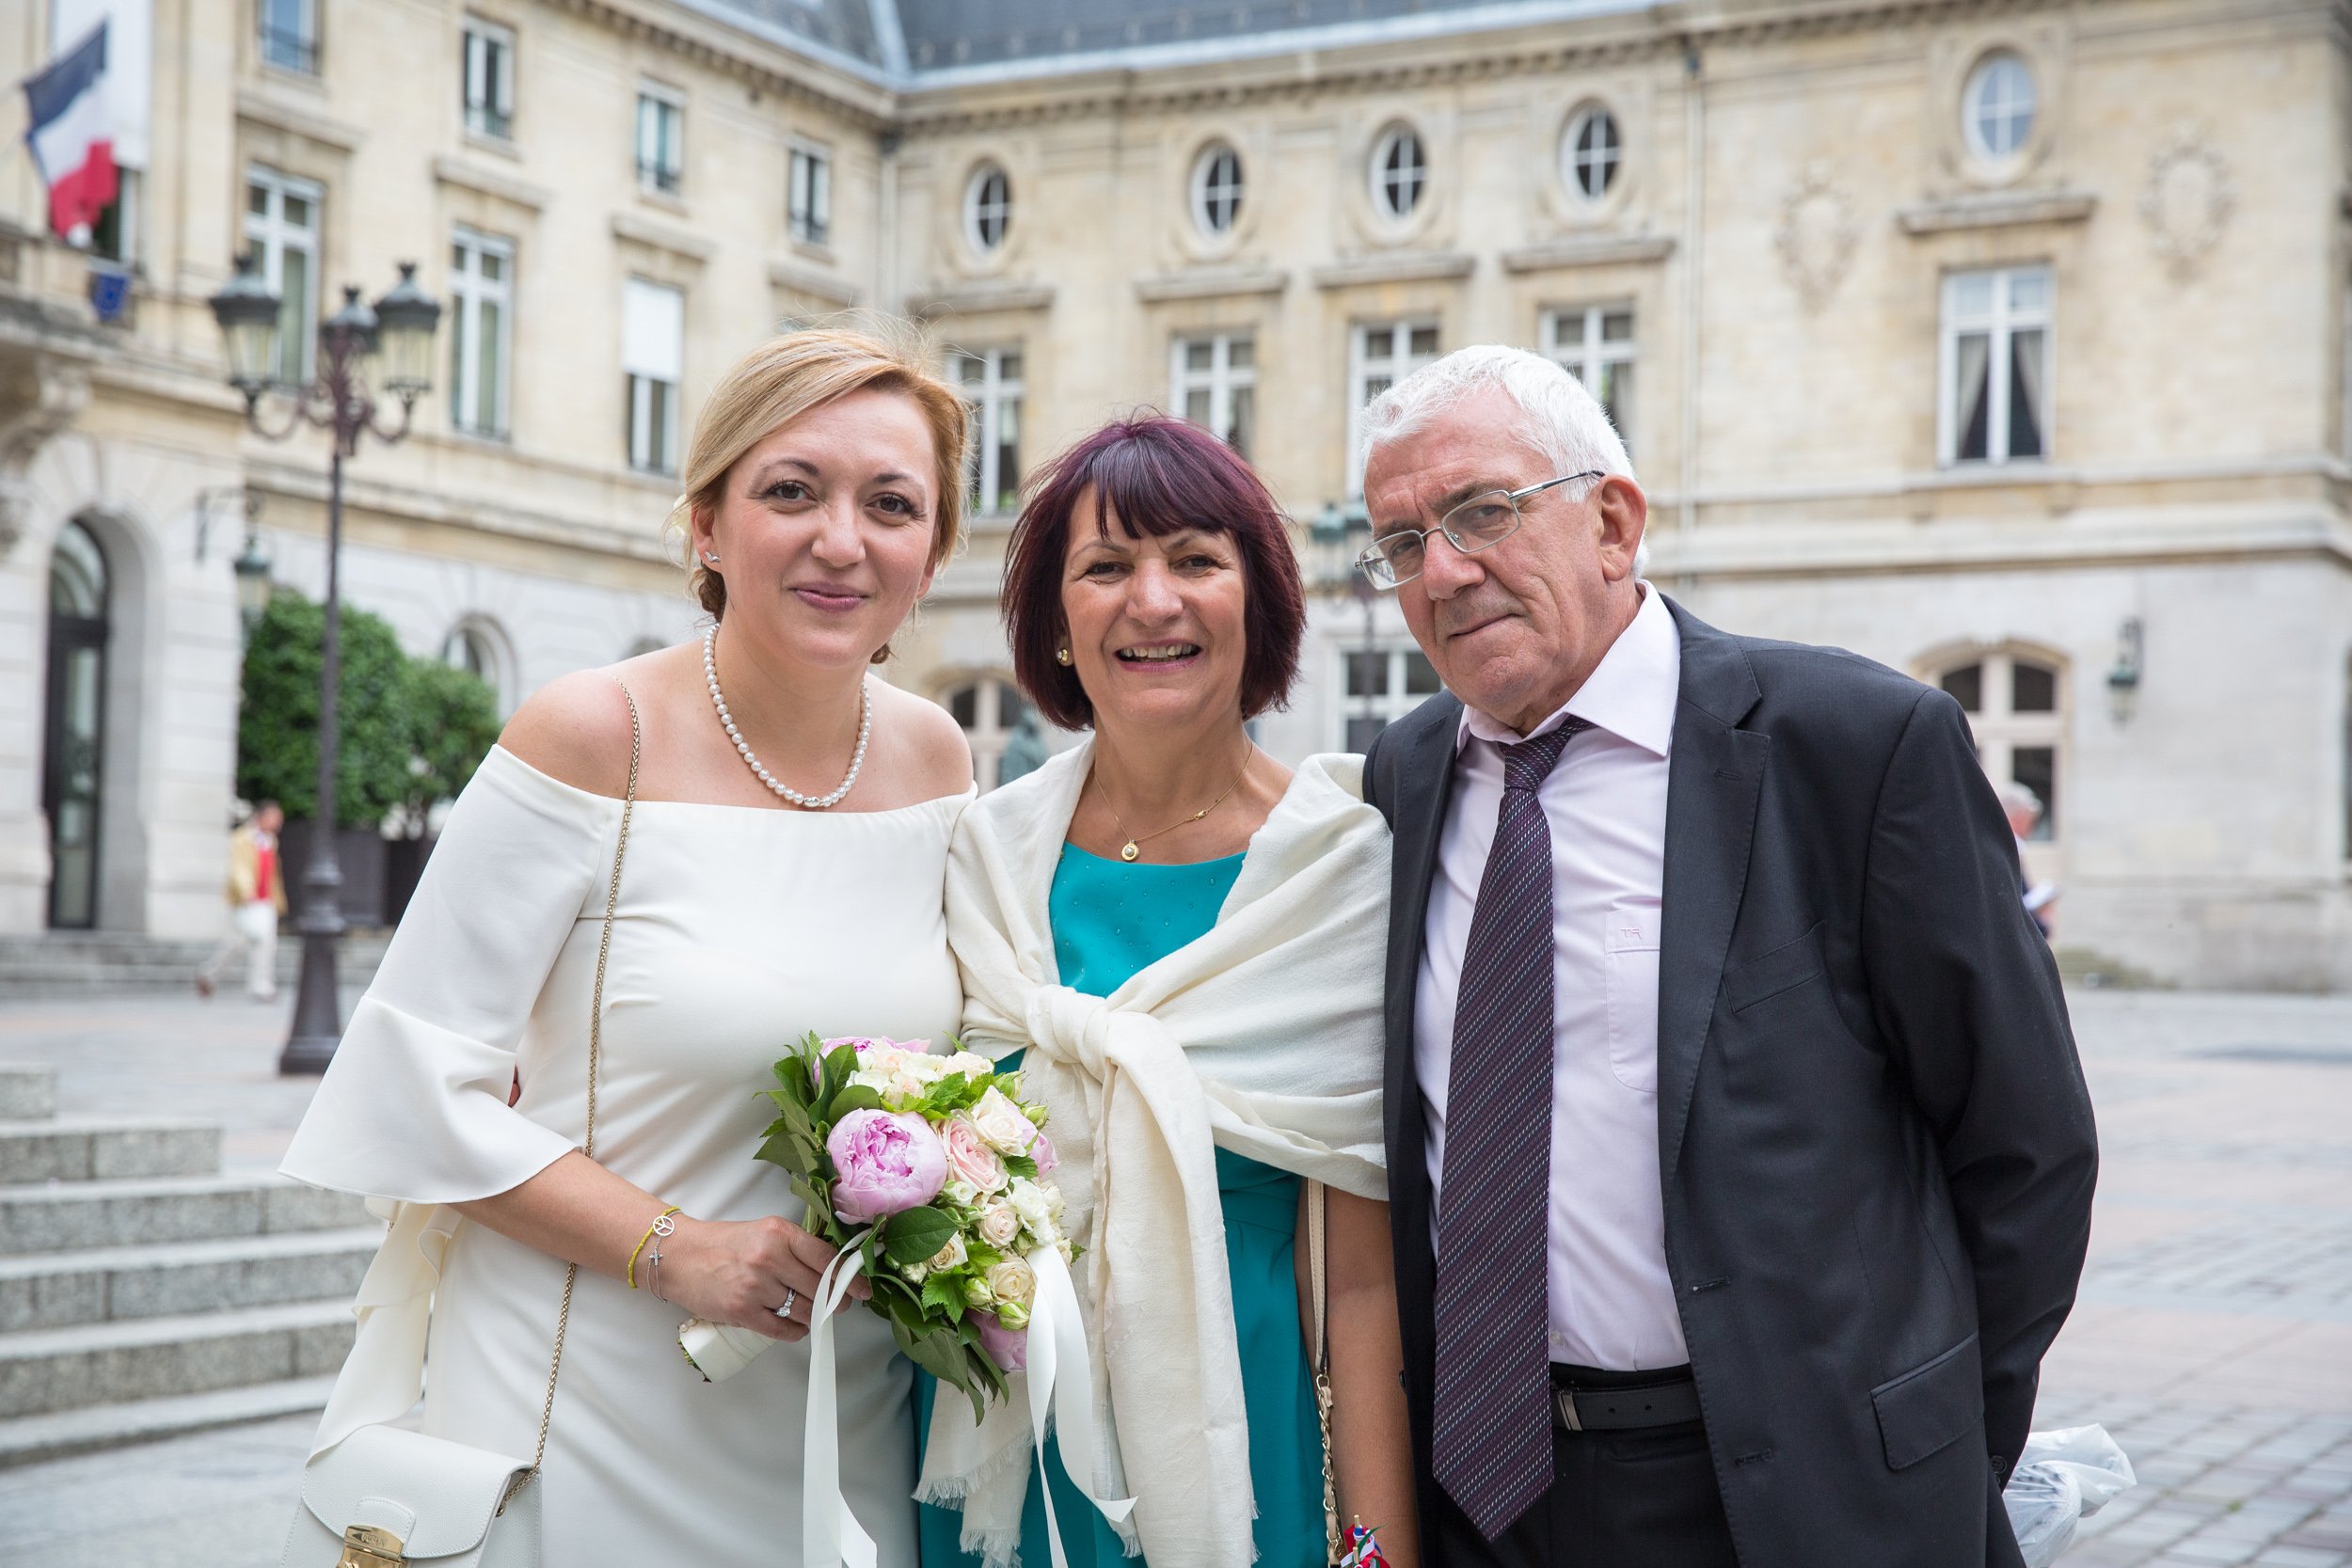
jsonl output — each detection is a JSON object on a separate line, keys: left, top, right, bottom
{"left": 2, "top": 0, "right": 2345, "bottom": 989}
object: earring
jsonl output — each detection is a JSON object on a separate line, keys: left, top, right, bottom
{"left": 703, "top": 551, "right": 722, "bottom": 565}
{"left": 1056, "top": 647, "right": 1072, "bottom": 666}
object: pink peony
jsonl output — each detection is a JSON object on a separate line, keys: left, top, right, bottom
{"left": 975, "top": 1312, "right": 1027, "bottom": 1373}
{"left": 941, "top": 1115, "right": 1010, "bottom": 1194}
{"left": 827, "top": 1109, "right": 948, "bottom": 1223}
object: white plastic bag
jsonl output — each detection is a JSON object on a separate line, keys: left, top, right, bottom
{"left": 2003, "top": 1425, "right": 2137, "bottom": 1567}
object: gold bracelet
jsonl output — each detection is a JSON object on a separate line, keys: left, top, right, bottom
{"left": 628, "top": 1206, "right": 681, "bottom": 1291}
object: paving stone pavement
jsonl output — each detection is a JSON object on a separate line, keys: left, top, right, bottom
{"left": 0, "top": 987, "right": 2345, "bottom": 1566}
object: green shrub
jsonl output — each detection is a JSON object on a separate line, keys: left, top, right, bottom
{"left": 235, "top": 590, "right": 429, "bottom": 829}
{"left": 400, "top": 656, "right": 502, "bottom": 818}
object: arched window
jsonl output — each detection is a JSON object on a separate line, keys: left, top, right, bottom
{"left": 964, "top": 164, "right": 1011, "bottom": 254}
{"left": 1931, "top": 647, "right": 2065, "bottom": 839}
{"left": 43, "top": 520, "right": 110, "bottom": 928}
{"left": 1370, "top": 124, "right": 1426, "bottom": 221}
{"left": 440, "top": 617, "right": 515, "bottom": 712}
{"left": 1563, "top": 106, "right": 1621, "bottom": 201}
{"left": 943, "top": 676, "right": 1037, "bottom": 792}
{"left": 1191, "top": 143, "right": 1244, "bottom": 237}
{"left": 1963, "top": 51, "right": 2037, "bottom": 160}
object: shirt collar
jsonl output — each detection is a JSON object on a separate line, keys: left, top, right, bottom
{"left": 1455, "top": 582, "right": 1679, "bottom": 759}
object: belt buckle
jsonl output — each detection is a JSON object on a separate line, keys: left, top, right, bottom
{"left": 1554, "top": 1387, "right": 1583, "bottom": 1433}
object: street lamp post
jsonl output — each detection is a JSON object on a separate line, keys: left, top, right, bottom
{"left": 207, "top": 254, "right": 441, "bottom": 1075}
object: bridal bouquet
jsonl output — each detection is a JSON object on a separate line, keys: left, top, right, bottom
{"left": 676, "top": 1034, "right": 1073, "bottom": 1418}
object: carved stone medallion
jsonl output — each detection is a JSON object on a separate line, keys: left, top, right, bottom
{"left": 2140, "top": 122, "right": 2233, "bottom": 280}
{"left": 1775, "top": 161, "right": 1860, "bottom": 310}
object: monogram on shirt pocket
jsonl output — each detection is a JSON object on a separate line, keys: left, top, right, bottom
{"left": 1602, "top": 897, "right": 1661, "bottom": 1093}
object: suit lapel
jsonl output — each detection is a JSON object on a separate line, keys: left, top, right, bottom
{"left": 1657, "top": 601, "right": 1767, "bottom": 1180}
{"left": 1382, "top": 693, "right": 1462, "bottom": 1164}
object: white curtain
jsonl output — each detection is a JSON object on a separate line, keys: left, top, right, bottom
{"left": 621, "top": 279, "right": 685, "bottom": 382}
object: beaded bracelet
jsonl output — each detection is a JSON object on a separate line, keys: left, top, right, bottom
{"left": 628, "top": 1206, "right": 680, "bottom": 1291}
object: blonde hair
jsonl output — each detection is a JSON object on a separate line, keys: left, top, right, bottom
{"left": 669, "top": 323, "right": 970, "bottom": 658}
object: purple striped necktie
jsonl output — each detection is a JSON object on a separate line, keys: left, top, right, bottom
{"left": 1432, "top": 716, "right": 1590, "bottom": 1541}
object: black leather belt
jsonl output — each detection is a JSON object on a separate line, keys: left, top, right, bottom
{"left": 1553, "top": 1377, "right": 1703, "bottom": 1432}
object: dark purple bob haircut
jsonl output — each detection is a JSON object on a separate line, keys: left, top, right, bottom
{"left": 1003, "top": 414, "right": 1305, "bottom": 732}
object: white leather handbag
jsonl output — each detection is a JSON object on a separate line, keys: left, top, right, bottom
{"left": 282, "top": 684, "right": 641, "bottom": 1568}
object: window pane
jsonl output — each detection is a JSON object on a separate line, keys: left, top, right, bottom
{"left": 2012, "top": 661, "right": 2057, "bottom": 713}
{"left": 1227, "top": 386, "right": 1254, "bottom": 458}
{"left": 1344, "top": 652, "right": 1383, "bottom": 698}
{"left": 1404, "top": 650, "right": 1441, "bottom": 694}
{"left": 450, "top": 296, "right": 470, "bottom": 423}
{"left": 1601, "top": 309, "right": 1633, "bottom": 343}
{"left": 1228, "top": 337, "right": 1254, "bottom": 371}
{"left": 481, "top": 297, "right": 504, "bottom": 432}
{"left": 998, "top": 686, "right": 1030, "bottom": 729}
{"left": 1184, "top": 340, "right": 1213, "bottom": 372}
{"left": 2012, "top": 747, "right": 2056, "bottom": 838}
{"left": 1345, "top": 716, "right": 1387, "bottom": 754}
{"left": 947, "top": 687, "right": 977, "bottom": 728}
{"left": 1364, "top": 325, "right": 1393, "bottom": 360}
{"left": 999, "top": 350, "right": 1023, "bottom": 382}
{"left": 283, "top": 194, "right": 311, "bottom": 230}
{"left": 1184, "top": 388, "right": 1211, "bottom": 423}
{"left": 1950, "top": 273, "right": 1994, "bottom": 318}
{"left": 1408, "top": 325, "right": 1438, "bottom": 358}
{"left": 1953, "top": 331, "right": 1992, "bottom": 462}
{"left": 1940, "top": 663, "right": 1982, "bottom": 712}
{"left": 248, "top": 183, "right": 269, "bottom": 216}
{"left": 1363, "top": 374, "right": 1392, "bottom": 405}
{"left": 957, "top": 353, "right": 985, "bottom": 387}
{"left": 277, "top": 246, "right": 310, "bottom": 381}
{"left": 2007, "top": 328, "right": 2046, "bottom": 459}
{"left": 2008, "top": 269, "right": 2050, "bottom": 314}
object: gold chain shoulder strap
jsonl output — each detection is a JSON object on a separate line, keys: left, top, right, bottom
{"left": 1308, "top": 1178, "right": 1339, "bottom": 1561}
{"left": 518, "top": 678, "right": 642, "bottom": 1488}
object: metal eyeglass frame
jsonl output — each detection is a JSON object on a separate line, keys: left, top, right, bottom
{"left": 1355, "top": 469, "right": 1605, "bottom": 589}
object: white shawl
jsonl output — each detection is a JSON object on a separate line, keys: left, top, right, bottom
{"left": 919, "top": 740, "right": 1391, "bottom": 1568}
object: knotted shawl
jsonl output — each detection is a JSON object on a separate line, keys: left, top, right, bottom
{"left": 918, "top": 740, "right": 1391, "bottom": 1568}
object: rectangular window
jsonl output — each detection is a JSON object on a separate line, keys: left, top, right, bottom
{"left": 1543, "top": 305, "right": 1635, "bottom": 452}
{"left": 462, "top": 19, "right": 516, "bottom": 141}
{"left": 622, "top": 277, "right": 683, "bottom": 474}
{"left": 957, "top": 347, "right": 1024, "bottom": 515}
{"left": 90, "top": 167, "right": 141, "bottom": 267}
{"left": 259, "top": 0, "right": 318, "bottom": 72}
{"left": 1348, "top": 319, "right": 1439, "bottom": 494}
{"left": 1941, "top": 265, "right": 2051, "bottom": 466}
{"left": 1339, "top": 644, "right": 1444, "bottom": 752}
{"left": 636, "top": 87, "right": 684, "bottom": 197}
{"left": 449, "top": 228, "right": 514, "bottom": 438}
{"left": 788, "top": 143, "right": 832, "bottom": 246}
{"left": 1171, "top": 333, "right": 1256, "bottom": 459}
{"left": 244, "top": 167, "right": 322, "bottom": 385}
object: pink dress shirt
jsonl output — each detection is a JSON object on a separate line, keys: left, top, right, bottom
{"left": 1414, "top": 583, "right": 1689, "bottom": 1370}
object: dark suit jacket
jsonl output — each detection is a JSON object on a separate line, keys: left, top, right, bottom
{"left": 1361, "top": 599, "right": 2098, "bottom": 1568}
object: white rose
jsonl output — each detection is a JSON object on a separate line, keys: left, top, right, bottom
{"left": 903, "top": 1260, "right": 930, "bottom": 1284}
{"left": 1007, "top": 1178, "right": 1057, "bottom": 1236}
{"left": 848, "top": 1067, "right": 893, "bottom": 1094}
{"left": 970, "top": 1088, "right": 1041, "bottom": 1156}
{"left": 901, "top": 1053, "right": 952, "bottom": 1083}
{"left": 927, "top": 1232, "right": 968, "bottom": 1272}
{"left": 891, "top": 1070, "right": 928, "bottom": 1099}
{"left": 984, "top": 1257, "right": 1037, "bottom": 1310}
{"left": 942, "top": 1178, "right": 979, "bottom": 1209}
{"left": 962, "top": 1275, "right": 995, "bottom": 1307}
{"left": 977, "top": 1200, "right": 1021, "bottom": 1248}
{"left": 946, "top": 1052, "right": 996, "bottom": 1078}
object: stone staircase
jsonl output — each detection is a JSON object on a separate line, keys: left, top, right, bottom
{"left": 0, "top": 930, "right": 390, "bottom": 1000}
{"left": 0, "top": 1063, "right": 379, "bottom": 1465}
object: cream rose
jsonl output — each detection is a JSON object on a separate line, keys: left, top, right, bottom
{"left": 927, "top": 1232, "right": 968, "bottom": 1272}
{"left": 1007, "top": 1177, "right": 1058, "bottom": 1240}
{"left": 984, "top": 1257, "right": 1037, "bottom": 1311}
{"left": 969, "top": 1087, "right": 1041, "bottom": 1157}
{"left": 977, "top": 1199, "right": 1021, "bottom": 1248}
{"left": 942, "top": 1115, "right": 1010, "bottom": 1194}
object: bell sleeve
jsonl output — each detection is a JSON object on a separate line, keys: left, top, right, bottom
{"left": 279, "top": 747, "right": 619, "bottom": 1205}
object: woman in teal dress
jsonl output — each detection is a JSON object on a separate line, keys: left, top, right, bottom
{"left": 915, "top": 416, "right": 1421, "bottom": 1568}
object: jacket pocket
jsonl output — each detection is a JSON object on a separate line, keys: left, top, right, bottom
{"left": 1870, "top": 1332, "right": 1984, "bottom": 1472}
{"left": 1723, "top": 922, "right": 1827, "bottom": 1015}
{"left": 1603, "top": 897, "right": 1661, "bottom": 1092}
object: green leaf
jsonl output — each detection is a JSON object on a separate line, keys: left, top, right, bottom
{"left": 879, "top": 1205, "right": 960, "bottom": 1268}
{"left": 920, "top": 1273, "right": 968, "bottom": 1323}
{"left": 1003, "top": 1154, "right": 1039, "bottom": 1181}
{"left": 755, "top": 1131, "right": 805, "bottom": 1171}
{"left": 902, "top": 1323, "right": 971, "bottom": 1386}
{"left": 829, "top": 1085, "right": 884, "bottom": 1117}
{"left": 817, "top": 1044, "right": 858, "bottom": 1113}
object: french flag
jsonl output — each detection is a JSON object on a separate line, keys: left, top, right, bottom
{"left": 22, "top": 23, "right": 117, "bottom": 243}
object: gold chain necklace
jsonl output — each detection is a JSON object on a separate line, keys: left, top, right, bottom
{"left": 1089, "top": 745, "right": 1254, "bottom": 863}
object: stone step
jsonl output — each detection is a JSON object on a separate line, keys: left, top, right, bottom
{"left": 0, "top": 1117, "right": 220, "bottom": 1183}
{"left": 0, "top": 1175, "right": 373, "bottom": 1255}
{"left": 0, "top": 1299, "right": 355, "bottom": 1417}
{"left": 0, "top": 1065, "right": 56, "bottom": 1121}
{"left": 0, "top": 1227, "right": 381, "bottom": 1331}
{"left": 0, "top": 931, "right": 389, "bottom": 1000}
{"left": 0, "top": 1372, "right": 337, "bottom": 1468}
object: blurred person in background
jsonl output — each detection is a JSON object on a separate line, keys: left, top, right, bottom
{"left": 195, "top": 800, "right": 286, "bottom": 1001}
{"left": 2000, "top": 782, "right": 2059, "bottom": 940}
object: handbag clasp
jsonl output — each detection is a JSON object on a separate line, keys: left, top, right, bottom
{"left": 338, "top": 1524, "right": 407, "bottom": 1568}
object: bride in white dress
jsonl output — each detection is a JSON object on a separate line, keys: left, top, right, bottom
{"left": 280, "top": 327, "right": 976, "bottom": 1563}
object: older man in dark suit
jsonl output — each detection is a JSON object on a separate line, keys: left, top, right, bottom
{"left": 1355, "top": 346, "right": 2097, "bottom": 1568}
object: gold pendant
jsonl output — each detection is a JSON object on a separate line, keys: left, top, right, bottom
{"left": 1120, "top": 840, "right": 1140, "bottom": 862}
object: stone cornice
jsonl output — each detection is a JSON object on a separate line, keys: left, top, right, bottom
{"left": 1132, "top": 266, "right": 1290, "bottom": 303}
{"left": 768, "top": 259, "right": 860, "bottom": 308}
{"left": 610, "top": 210, "right": 716, "bottom": 262}
{"left": 1897, "top": 189, "right": 2099, "bottom": 235}
{"left": 1499, "top": 233, "right": 1677, "bottom": 273}
{"left": 546, "top": 0, "right": 895, "bottom": 131}
{"left": 431, "top": 155, "right": 552, "bottom": 213}
{"left": 233, "top": 86, "right": 364, "bottom": 152}
{"left": 1310, "top": 252, "right": 1475, "bottom": 290}
{"left": 905, "top": 280, "right": 1056, "bottom": 317}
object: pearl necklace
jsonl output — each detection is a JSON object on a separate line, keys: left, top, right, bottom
{"left": 702, "top": 626, "right": 871, "bottom": 809}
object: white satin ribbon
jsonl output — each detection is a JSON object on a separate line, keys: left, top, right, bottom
{"left": 1025, "top": 1244, "right": 1137, "bottom": 1568}
{"left": 802, "top": 1233, "right": 880, "bottom": 1568}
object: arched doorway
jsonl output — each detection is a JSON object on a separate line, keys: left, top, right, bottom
{"left": 43, "top": 521, "right": 109, "bottom": 928}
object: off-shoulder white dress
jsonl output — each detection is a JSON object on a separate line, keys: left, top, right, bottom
{"left": 281, "top": 743, "right": 970, "bottom": 1565}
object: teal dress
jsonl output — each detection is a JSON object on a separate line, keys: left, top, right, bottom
{"left": 916, "top": 845, "right": 1326, "bottom": 1567}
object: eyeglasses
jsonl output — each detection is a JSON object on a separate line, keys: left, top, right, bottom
{"left": 1355, "top": 470, "right": 1605, "bottom": 589}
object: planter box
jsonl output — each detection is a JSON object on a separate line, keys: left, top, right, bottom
{"left": 277, "top": 822, "right": 389, "bottom": 930}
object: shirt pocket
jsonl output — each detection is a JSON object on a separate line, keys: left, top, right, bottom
{"left": 1602, "top": 897, "right": 1661, "bottom": 1093}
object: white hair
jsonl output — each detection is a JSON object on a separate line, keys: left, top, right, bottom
{"left": 1996, "top": 780, "right": 2043, "bottom": 815}
{"left": 1361, "top": 343, "right": 1647, "bottom": 576}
